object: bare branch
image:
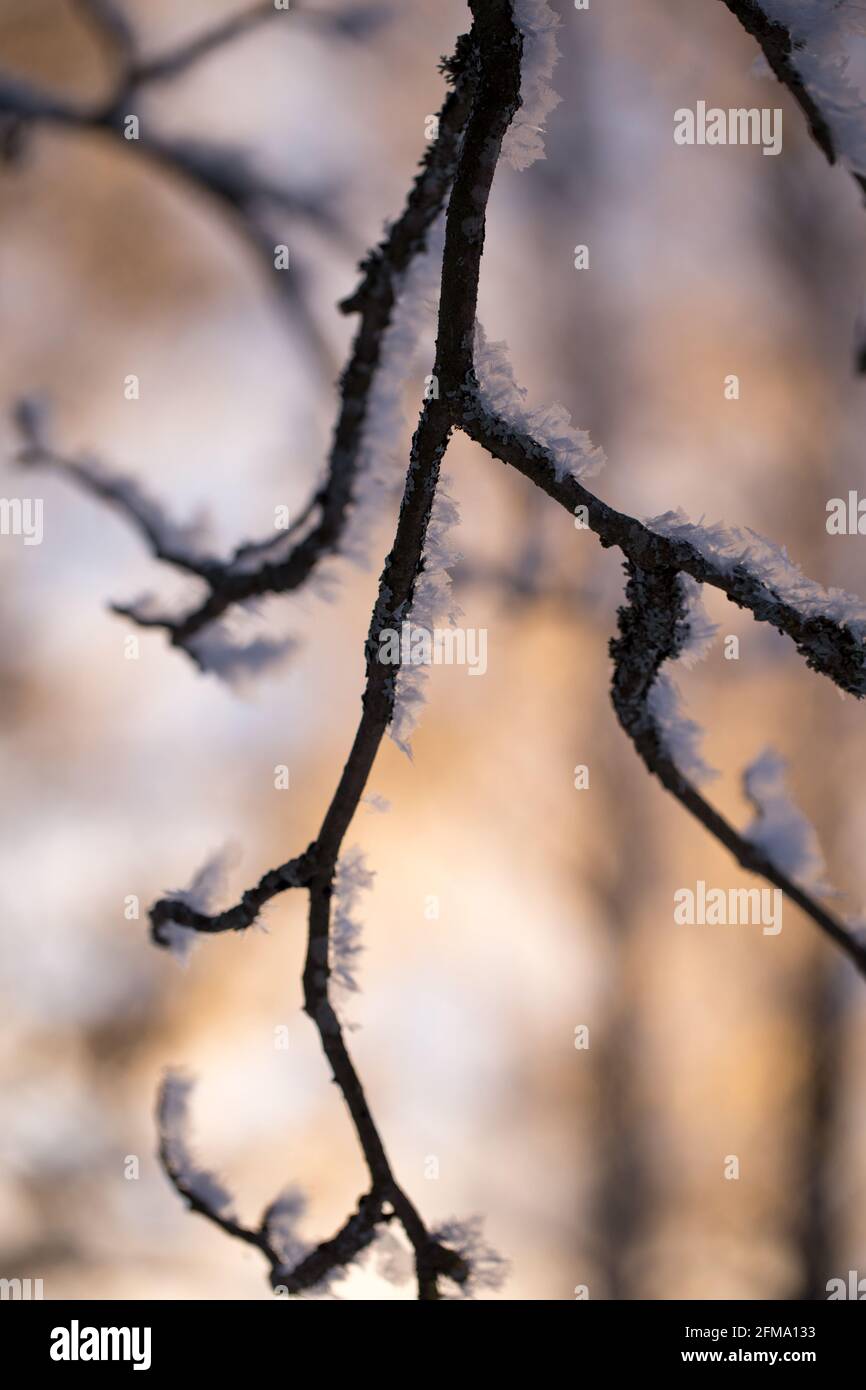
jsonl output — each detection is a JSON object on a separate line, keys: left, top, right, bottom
{"left": 130, "top": 4, "right": 278, "bottom": 87}
{"left": 0, "top": 3, "right": 347, "bottom": 376}
{"left": 720, "top": 1, "right": 866, "bottom": 198}
{"left": 460, "top": 398, "right": 866, "bottom": 699}
{"left": 157, "top": 1071, "right": 281, "bottom": 1262}
{"left": 16, "top": 408, "right": 216, "bottom": 579}
{"left": 150, "top": 847, "right": 316, "bottom": 948}
{"left": 14, "top": 36, "right": 479, "bottom": 669}
{"left": 149, "top": 1, "right": 517, "bottom": 1301}
{"left": 72, "top": 0, "right": 137, "bottom": 74}
{"left": 609, "top": 562, "right": 866, "bottom": 975}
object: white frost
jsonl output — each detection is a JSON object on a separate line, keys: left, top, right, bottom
{"left": 185, "top": 614, "right": 296, "bottom": 685}
{"left": 70, "top": 455, "right": 214, "bottom": 563}
{"left": 504, "top": 0, "right": 562, "bottom": 171}
{"left": 115, "top": 593, "right": 296, "bottom": 685}
{"left": 161, "top": 846, "right": 237, "bottom": 964}
{"left": 646, "top": 576, "right": 718, "bottom": 784}
{"left": 647, "top": 673, "right": 717, "bottom": 786}
{"left": 646, "top": 507, "right": 866, "bottom": 639}
{"left": 743, "top": 748, "right": 826, "bottom": 886}
{"left": 265, "top": 1189, "right": 348, "bottom": 1296}
{"left": 331, "top": 847, "right": 374, "bottom": 994}
{"left": 341, "top": 217, "right": 445, "bottom": 571}
{"left": 372, "top": 1229, "right": 415, "bottom": 1287}
{"left": 122, "top": 216, "right": 447, "bottom": 681}
{"left": 475, "top": 322, "right": 606, "bottom": 481}
{"left": 263, "top": 1186, "right": 309, "bottom": 1267}
{"left": 389, "top": 480, "right": 462, "bottom": 756}
{"left": 677, "top": 574, "right": 719, "bottom": 669}
{"left": 158, "top": 1070, "right": 236, "bottom": 1215}
{"left": 433, "top": 1215, "right": 509, "bottom": 1297}
{"left": 757, "top": 1, "right": 866, "bottom": 177}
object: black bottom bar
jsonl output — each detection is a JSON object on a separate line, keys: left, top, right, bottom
{"left": 2, "top": 1297, "right": 861, "bottom": 1374}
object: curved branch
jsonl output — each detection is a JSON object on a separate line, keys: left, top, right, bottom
{"left": 720, "top": 0, "right": 866, "bottom": 198}
{"left": 459, "top": 397, "right": 866, "bottom": 699}
{"left": 609, "top": 562, "right": 866, "bottom": 974}
{"left": 0, "top": 3, "right": 344, "bottom": 376}
{"left": 151, "top": 0, "right": 520, "bottom": 1301}
{"left": 13, "top": 36, "right": 480, "bottom": 668}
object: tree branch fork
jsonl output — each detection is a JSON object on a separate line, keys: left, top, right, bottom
{"left": 11, "top": 0, "right": 866, "bottom": 1298}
